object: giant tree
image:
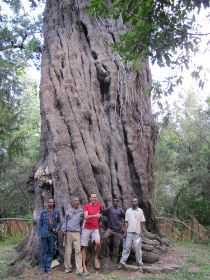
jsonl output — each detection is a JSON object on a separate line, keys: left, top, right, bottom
{"left": 1, "top": 0, "right": 210, "bottom": 266}
{"left": 21, "top": 0, "right": 159, "bottom": 262}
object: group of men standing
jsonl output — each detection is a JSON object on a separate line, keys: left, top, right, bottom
{"left": 38, "top": 193, "right": 145, "bottom": 276}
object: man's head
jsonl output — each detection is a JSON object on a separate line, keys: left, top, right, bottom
{"left": 48, "top": 198, "right": 55, "bottom": 209}
{"left": 113, "top": 198, "right": 119, "bottom": 208}
{"left": 131, "top": 197, "right": 138, "bottom": 209}
{"left": 72, "top": 197, "right": 80, "bottom": 209}
{"left": 90, "top": 193, "right": 97, "bottom": 204}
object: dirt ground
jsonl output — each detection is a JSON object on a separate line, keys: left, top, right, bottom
{"left": 4, "top": 245, "right": 191, "bottom": 280}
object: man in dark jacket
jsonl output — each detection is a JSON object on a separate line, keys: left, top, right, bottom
{"left": 102, "top": 198, "right": 125, "bottom": 264}
{"left": 38, "top": 198, "right": 61, "bottom": 274}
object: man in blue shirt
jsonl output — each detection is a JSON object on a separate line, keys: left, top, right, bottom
{"left": 102, "top": 198, "right": 125, "bottom": 264}
{"left": 62, "top": 197, "right": 84, "bottom": 276}
{"left": 38, "top": 198, "right": 61, "bottom": 274}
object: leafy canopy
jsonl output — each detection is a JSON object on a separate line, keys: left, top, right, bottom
{"left": 90, "top": 0, "right": 210, "bottom": 69}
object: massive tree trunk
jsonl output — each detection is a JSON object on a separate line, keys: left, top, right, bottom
{"left": 22, "top": 0, "right": 160, "bottom": 263}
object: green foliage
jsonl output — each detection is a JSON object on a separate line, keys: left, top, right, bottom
{"left": 0, "top": 76, "right": 40, "bottom": 217}
{"left": 0, "top": 234, "right": 26, "bottom": 246}
{"left": 90, "top": 0, "right": 209, "bottom": 67}
{"left": 0, "top": 0, "right": 43, "bottom": 55}
{"left": 90, "top": 0, "right": 210, "bottom": 92}
{"left": 0, "top": 1, "right": 42, "bottom": 217}
{"left": 155, "top": 91, "right": 210, "bottom": 224}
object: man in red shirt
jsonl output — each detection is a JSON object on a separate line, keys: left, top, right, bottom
{"left": 81, "top": 193, "right": 102, "bottom": 275}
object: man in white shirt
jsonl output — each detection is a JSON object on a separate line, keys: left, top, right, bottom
{"left": 118, "top": 197, "right": 145, "bottom": 268}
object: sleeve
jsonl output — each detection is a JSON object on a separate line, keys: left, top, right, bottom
{"left": 80, "top": 209, "right": 84, "bottom": 218}
{"left": 125, "top": 210, "right": 129, "bottom": 222}
{"left": 38, "top": 212, "right": 43, "bottom": 237}
{"left": 80, "top": 210, "right": 84, "bottom": 228}
{"left": 62, "top": 209, "right": 68, "bottom": 231}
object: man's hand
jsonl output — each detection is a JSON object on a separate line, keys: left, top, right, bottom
{"left": 84, "top": 211, "right": 101, "bottom": 219}
{"left": 95, "top": 212, "right": 101, "bottom": 218}
{"left": 123, "top": 232, "right": 127, "bottom": 239}
{"left": 61, "top": 228, "right": 66, "bottom": 235}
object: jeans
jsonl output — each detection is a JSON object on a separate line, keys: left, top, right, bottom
{"left": 40, "top": 232, "right": 56, "bottom": 272}
{"left": 120, "top": 232, "right": 143, "bottom": 265}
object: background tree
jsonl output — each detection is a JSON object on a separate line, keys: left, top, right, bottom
{"left": 154, "top": 92, "right": 210, "bottom": 225}
{"left": 0, "top": 0, "right": 42, "bottom": 217}
{"left": 0, "top": 77, "right": 40, "bottom": 217}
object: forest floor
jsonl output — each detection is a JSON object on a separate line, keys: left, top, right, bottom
{"left": 1, "top": 235, "right": 210, "bottom": 280}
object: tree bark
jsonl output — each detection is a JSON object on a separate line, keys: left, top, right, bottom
{"left": 22, "top": 0, "right": 159, "bottom": 262}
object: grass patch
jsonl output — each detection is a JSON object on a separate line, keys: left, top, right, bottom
{"left": 174, "top": 240, "right": 210, "bottom": 248}
{"left": 0, "top": 235, "right": 26, "bottom": 279}
{"left": 0, "top": 234, "right": 26, "bottom": 246}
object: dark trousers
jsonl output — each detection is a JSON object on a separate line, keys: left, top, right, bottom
{"left": 103, "top": 228, "right": 123, "bottom": 261}
{"left": 40, "top": 232, "right": 55, "bottom": 272}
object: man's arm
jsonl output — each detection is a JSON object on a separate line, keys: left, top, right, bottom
{"left": 84, "top": 211, "right": 101, "bottom": 219}
{"left": 140, "top": 222, "right": 146, "bottom": 236}
{"left": 121, "top": 209, "right": 125, "bottom": 218}
{"left": 62, "top": 209, "right": 68, "bottom": 233}
{"left": 101, "top": 207, "right": 108, "bottom": 216}
{"left": 80, "top": 210, "right": 84, "bottom": 228}
{"left": 123, "top": 221, "right": 128, "bottom": 237}
{"left": 139, "top": 210, "right": 146, "bottom": 236}
{"left": 123, "top": 210, "right": 128, "bottom": 237}
{"left": 56, "top": 209, "right": 61, "bottom": 231}
{"left": 38, "top": 212, "right": 43, "bottom": 237}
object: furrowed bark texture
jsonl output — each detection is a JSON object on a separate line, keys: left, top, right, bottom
{"left": 22, "top": 0, "right": 159, "bottom": 262}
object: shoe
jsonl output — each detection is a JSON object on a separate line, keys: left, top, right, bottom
{"left": 40, "top": 269, "right": 46, "bottom": 274}
{"left": 46, "top": 269, "right": 52, "bottom": 274}
{"left": 117, "top": 262, "right": 125, "bottom": 270}
{"left": 138, "top": 262, "right": 143, "bottom": 267}
{"left": 76, "top": 272, "right": 85, "bottom": 277}
{"left": 94, "top": 258, "right": 100, "bottom": 270}
{"left": 83, "top": 271, "right": 90, "bottom": 276}
{"left": 64, "top": 269, "right": 71, "bottom": 273}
